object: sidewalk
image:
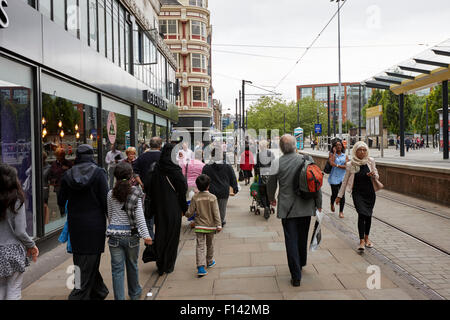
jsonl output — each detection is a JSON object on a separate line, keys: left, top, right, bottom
{"left": 22, "top": 181, "right": 427, "bottom": 300}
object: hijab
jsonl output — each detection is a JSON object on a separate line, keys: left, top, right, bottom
{"left": 350, "top": 141, "right": 369, "bottom": 173}
{"left": 158, "top": 143, "right": 182, "bottom": 176}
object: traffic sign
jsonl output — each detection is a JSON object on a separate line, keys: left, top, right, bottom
{"left": 314, "top": 124, "right": 322, "bottom": 134}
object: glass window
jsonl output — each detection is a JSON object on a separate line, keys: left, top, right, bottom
{"left": 20, "top": 0, "right": 36, "bottom": 7}
{"left": 300, "top": 87, "right": 312, "bottom": 98}
{"left": 101, "top": 97, "right": 131, "bottom": 189}
{"left": 189, "top": 0, "right": 204, "bottom": 7}
{"left": 125, "top": 20, "right": 130, "bottom": 72}
{"left": 168, "top": 20, "right": 177, "bottom": 34}
{"left": 193, "top": 86, "right": 206, "bottom": 101}
{"left": 137, "top": 110, "right": 154, "bottom": 155}
{"left": 160, "top": 20, "right": 167, "bottom": 35}
{"left": 0, "top": 57, "right": 35, "bottom": 237}
{"left": 155, "top": 116, "right": 167, "bottom": 141}
{"left": 191, "top": 21, "right": 201, "bottom": 37}
{"left": 98, "top": 0, "right": 106, "bottom": 56}
{"left": 314, "top": 86, "right": 328, "bottom": 101}
{"left": 53, "top": 0, "right": 65, "bottom": 28}
{"left": 105, "top": 0, "right": 113, "bottom": 61}
{"left": 88, "top": 0, "right": 98, "bottom": 50}
{"left": 79, "top": 0, "right": 88, "bottom": 45}
{"left": 66, "top": 0, "right": 79, "bottom": 38}
{"left": 119, "top": 5, "right": 125, "bottom": 69}
{"left": 39, "top": 0, "right": 52, "bottom": 20}
{"left": 113, "top": 0, "right": 119, "bottom": 65}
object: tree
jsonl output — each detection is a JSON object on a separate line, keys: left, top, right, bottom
{"left": 362, "top": 89, "right": 383, "bottom": 124}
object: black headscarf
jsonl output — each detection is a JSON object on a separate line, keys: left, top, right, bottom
{"left": 158, "top": 143, "right": 182, "bottom": 176}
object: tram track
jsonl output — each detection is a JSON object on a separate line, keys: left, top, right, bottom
{"left": 322, "top": 190, "right": 450, "bottom": 256}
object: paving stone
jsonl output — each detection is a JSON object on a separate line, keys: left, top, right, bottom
{"left": 215, "top": 293, "right": 284, "bottom": 300}
{"left": 283, "top": 289, "right": 365, "bottom": 300}
{"left": 251, "top": 252, "right": 288, "bottom": 266}
{"left": 166, "top": 267, "right": 221, "bottom": 281}
{"left": 335, "top": 273, "right": 398, "bottom": 290}
{"left": 158, "top": 279, "right": 214, "bottom": 297}
{"left": 275, "top": 264, "right": 318, "bottom": 277}
{"left": 276, "top": 274, "right": 345, "bottom": 292}
{"left": 158, "top": 295, "right": 215, "bottom": 300}
{"left": 219, "top": 243, "right": 262, "bottom": 255}
{"left": 328, "top": 248, "right": 368, "bottom": 263}
{"left": 219, "top": 266, "right": 277, "bottom": 278}
{"left": 313, "top": 262, "right": 361, "bottom": 275}
{"left": 213, "top": 277, "right": 279, "bottom": 295}
{"left": 359, "top": 288, "right": 414, "bottom": 300}
{"left": 214, "top": 253, "right": 252, "bottom": 268}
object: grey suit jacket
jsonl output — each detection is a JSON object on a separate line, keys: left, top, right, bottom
{"left": 267, "top": 152, "right": 322, "bottom": 219}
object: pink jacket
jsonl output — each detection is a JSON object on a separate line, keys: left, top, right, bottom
{"left": 180, "top": 159, "right": 205, "bottom": 188}
{"left": 337, "top": 157, "right": 379, "bottom": 198}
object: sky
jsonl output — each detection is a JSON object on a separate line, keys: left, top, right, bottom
{"left": 208, "top": 0, "right": 450, "bottom": 114}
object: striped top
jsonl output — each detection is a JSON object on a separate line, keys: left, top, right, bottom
{"left": 106, "top": 190, "right": 151, "bottom": 239}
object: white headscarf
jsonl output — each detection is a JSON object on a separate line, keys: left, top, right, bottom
{"left": 351, "top": 141, "right": 369, "bottom": 173}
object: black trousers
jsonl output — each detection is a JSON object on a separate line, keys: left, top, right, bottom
{"left": 281, "top": 216, "right": 311, "bottom": 281}
{"left": 69, "top": 254, "right": 109, "bottom": 300}
{"left": 357, "top": 214, "right": 372, "bottom": 240}
{"left": 330, "top": 183, "right": 345, "bottom": 212}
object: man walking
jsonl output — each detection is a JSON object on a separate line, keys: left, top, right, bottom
{"left": 58, "top": 144, "right": 109, "bottom": 300}
{"left": 267, "top": 135, "right": 322, "bottom": 287}
{"left": 105, "top": 143, "right": 123, "bottom": 189}
{"left": 133, "top": 137, "right": 162, "bottom": 238}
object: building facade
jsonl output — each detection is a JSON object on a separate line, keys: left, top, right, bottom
{"left": 296, "top": 82, "right": 373, "bottom": 127}
{"left": 0, "top": 0, "right": 178, "bottom": 241}
{"left": 212, "top": 99, "right": 222, "bottom": 131}
{"left": 159, "top": 0, "right": 212, "bottom": 141}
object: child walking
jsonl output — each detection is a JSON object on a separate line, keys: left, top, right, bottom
{"left": 185, "top": 174, "right": 222, "bottom": 276}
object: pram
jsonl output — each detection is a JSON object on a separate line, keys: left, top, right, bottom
{"left": 249, "top": 175, "right": 275, "bottom": 219}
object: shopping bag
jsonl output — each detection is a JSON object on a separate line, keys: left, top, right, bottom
{"left": 238, "top": 170, "right": 244, "bottom": 182}
{"left": 142, "top": 243, "right": 157, "bottom": 263}
{"left": 309, "top": 209, "right": 324, "bottom": 252}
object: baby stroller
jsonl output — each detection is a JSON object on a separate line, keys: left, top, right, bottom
{"left": 249, "top": 175, "right": 275, "bottom": 219}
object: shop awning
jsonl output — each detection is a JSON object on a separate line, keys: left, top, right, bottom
{"left": 362, "top": 39, "right": 450, "bottom": 95}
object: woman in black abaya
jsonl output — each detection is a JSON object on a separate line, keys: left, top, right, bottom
{"left": 148, "top": 143, "right": 187, "bottom": 275}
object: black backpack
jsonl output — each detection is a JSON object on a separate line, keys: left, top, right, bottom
{"left": 143, "top": 162, "right": 157, "bottom": 219}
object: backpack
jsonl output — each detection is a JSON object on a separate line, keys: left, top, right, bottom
{"left": 293, "top": 155, "right": 323, "bottom": 200}
{"left": 143, "top": 162, "right": 157, "bottom": 219}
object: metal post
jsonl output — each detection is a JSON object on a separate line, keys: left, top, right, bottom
{"left": 333, "top": 93, "right": 336, "bottom": 137}
{"left": 242, "top": 80, "right": 245, "bottom": 130}
{"left": 426, "top": 99, "right": 429, "bottom": 148}
{"left": 359, "top": 84, "right": 362, "bottom": 140}
{"left": 327, "top": 86, "right": 330, "bottom": 150}
{"left": 238, "top": 90, "right": 242, "bottom": 130}
{"left": 443, "top": 80, "right": 449, "bottom": 160}
{"left": 399, "top": 93, "right": 405, "bottom": 157}
{"left": 283, "top": 112, "right": 286, "bottom": 135}
{"left": 297, "top": 101, "right": 300, "bottom": 128}
{"left": 337, "top": 0, "right": 343, "bottom": 138}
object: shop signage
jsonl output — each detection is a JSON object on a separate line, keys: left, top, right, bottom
{"left": 107, "top": 112, "right": 117, "bottom": 145}
{"left": 143, "top": 90, "right": 168, "bottom": 111}
{"left": 0, "top": 0, "right": 9, "bottom": 29}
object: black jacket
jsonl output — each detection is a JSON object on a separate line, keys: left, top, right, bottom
{"left": 133, "top": 150, "right": 161, "bottom": 178}
{"left": 58, "top": 159, "right": 108, "bottom": 255}
{"left": 202, "top": 162, "right": 239, "bottom": 199}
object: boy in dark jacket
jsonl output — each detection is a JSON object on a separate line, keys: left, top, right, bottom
{"left": 202, "top": 149, "right": 238, "bottom": 227}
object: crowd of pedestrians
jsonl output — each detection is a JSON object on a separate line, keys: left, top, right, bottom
{"left": 0, "top": 132, "right": 385, "bottom": 299}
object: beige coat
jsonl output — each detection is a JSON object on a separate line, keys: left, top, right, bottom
{"left": 185, "top": 191, "right": 222, "bottom": 232}
{"left": 337, "top": 157, "right": 379, "bottom": 198}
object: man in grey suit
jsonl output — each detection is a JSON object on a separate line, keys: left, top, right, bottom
{"left": 267, "top": 134, "right": 322, "bottom": 287}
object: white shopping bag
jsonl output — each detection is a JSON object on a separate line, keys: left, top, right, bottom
{"left": 309, "top": 209, "right": 324, "bottom": 252}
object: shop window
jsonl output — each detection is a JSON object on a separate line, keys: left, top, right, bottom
{"left": 0, "top": 57, "right": 34, "bottom": 237}
{"left": 101, "top": 97, "right": 131, "bottom": 190}
{"left": 137, "top": 110, "right": 155, "bottom": 155}
{"left": 39, "top": 0, "right": 52, "bottom": 20}
{"left": 155, "top": 116, "right": 167, "bottom": 141}
{"left": 89, "top": 0, "right": 98, "bottom": 50}
{"left": 41, "top": 73, "right": 99, "bottom": 234}
{"left": 53, "top": 0, "right": 65, "bottom": 28}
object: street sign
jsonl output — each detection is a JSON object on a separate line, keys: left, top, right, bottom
{"left": 366, "top": 105, "right": 383, "bottom": 118}
{"left": 314, "top": 124, "right": 322, "bottom": 134}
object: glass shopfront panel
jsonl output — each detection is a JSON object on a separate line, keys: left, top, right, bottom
{"left": 101, "top": 97, "right": 131, "bottom": 189}
{"left": 0, "top": 56, "right": 35, "bottom": 237}
{"left": 41, "top": 73, "right": 99, "bottom": 234}
{"left": 137, "top": 110, "right": 154, "bottom": 156}
{"left": 155, "top": 116, "right": 167, "bottom": 141}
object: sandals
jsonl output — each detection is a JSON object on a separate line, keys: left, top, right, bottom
{"left": 365, "top": 241, "right": 374, "bottom": 248}
{"left": 357, "top": 243, "right": 365, "bottom": 251}
{"left": 339, "top": 212, "right": 344, "bottom": 219}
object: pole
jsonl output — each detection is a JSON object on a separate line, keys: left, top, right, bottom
{"left": 283, "top": 112, "right": 286, "bottom": 135}
{"left": 242, "top": 80, "right": 245, "bottom": 130}
{"left": 426, "top": 99, "right": 429, "bottom": 148}
{"left": 337, "top": 0, "right": 343, "bottom": 138}
{"left": 238, "top": 90, "right": 242, "bottom": 130}
{"left": 297, "top": 101, "right": 300, "bottom": 128}
{"left": 443, "top": 80, "right": 449, "bottom": 160}
{"left": 327, "top": 86, "right": 330, "bottom": 150}
{"left": 358, "top": 84, "right": 362, "bottom": 141}
{"left": 399, "top": 93, "right": 405, "bottom": 157}
{"left": 333, "top": 93, "right": 336, "bottom": 137}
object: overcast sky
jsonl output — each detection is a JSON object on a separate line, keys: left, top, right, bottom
{"left": 208, "top": 0, "right": 450, "bottom": 113}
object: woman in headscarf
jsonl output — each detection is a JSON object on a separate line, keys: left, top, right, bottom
{"left": 147, "top": 143, "right": 187, "bottom": 275}
{"left": 335, "top": 141, "right": 380, "bottom": 251}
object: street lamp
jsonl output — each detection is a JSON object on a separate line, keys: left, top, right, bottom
{"left": 330, "top": 0, "right": 343, "bottom": 138}
{"left": 242, "top": 80, "right": 252, "bottom": 130}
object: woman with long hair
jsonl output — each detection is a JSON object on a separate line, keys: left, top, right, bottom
{"left": 146, "top": 143, "right": 188, "bottom": 275}
{"left": 336, "top": 141, "right": 379, "bottom": 251}
{"left": 328, "top": 140, "right": 348, "bottom": 218}
{"left": 0, "top": 163, "right": 39, "bottom": 300}
{"left": 106, "top": 161, "right": 152, "bottom": 300}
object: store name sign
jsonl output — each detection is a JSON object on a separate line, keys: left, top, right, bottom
{"left": 0, "top": 0, "right": 9, "bottom": 29}
{"left": 143, "top": 90, "right": 168, "bottom": 111}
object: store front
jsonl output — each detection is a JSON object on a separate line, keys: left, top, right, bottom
{"left": 0, "top": 0, "right": 178, "bottom": 241}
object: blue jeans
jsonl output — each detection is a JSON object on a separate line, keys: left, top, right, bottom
{"left": 108, "top": 235, "right": 142, "bottom": 300}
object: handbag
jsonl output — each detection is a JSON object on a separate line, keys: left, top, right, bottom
{"left": 238, "top": 170, "right": 244, "bottom": 182}
{"left": 323, "top": 161, "right": 332, "bottom": 174}
{"left": 142, "top": 243, "right": 157, "bottom": 263}
{"left": 371, "top": 178, "right": 384, "bottom": 192}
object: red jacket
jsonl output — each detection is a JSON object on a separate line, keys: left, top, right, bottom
{"left": 240, "top": 150, "right": 255, "bottom": 171}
